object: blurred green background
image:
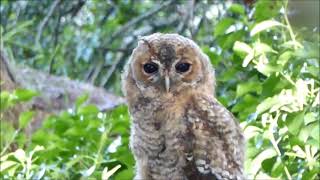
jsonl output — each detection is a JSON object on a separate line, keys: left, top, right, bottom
{"left": 0, "top": 0, "right": 319, "bottom": 179}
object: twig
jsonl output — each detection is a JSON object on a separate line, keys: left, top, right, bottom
{"left": 99, "top": 3, "right": 115, "bottom": 26}
{"left": 268, "top": 111, "right": 292, "bottom": 180}
{"left": 192, "top": 7, "right": 205, "bottom": 39}
{"left": 62, "top": 0, "right": 86, "bottom": 17}
{"left": 87, "top": 57, "right": 104, "bottom": 84}
{"left": 0, "top": 50, "right": 16, "bottom": 83}
{"left": 283, "top": 0, "right": 298, "bottom": 50}
{"left": 49, "top": 6, "right": 62, "bottom": 74}
{"left": 2, "top": 2, "right": 12, "bottom": 32}
{"left": 99, "top": 50, "right": 126, "bottom": 87}
{"left": 106, "top": 0, "right": 174, "bottom": 44}
{"left": 0, "top": 129, "right": 20, "bottom": 156}
{"left": 35, "top": 0, "right": 61, "bottom": 46}
{"left": 177, "top": 0, "right": 195, "bottom": 35}
{"left": 99, "top": 47, "right": 131, "bottom": 53}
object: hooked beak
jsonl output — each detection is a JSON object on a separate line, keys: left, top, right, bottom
{"left": 165, "top": 74, "right": 170, "bottom": 93}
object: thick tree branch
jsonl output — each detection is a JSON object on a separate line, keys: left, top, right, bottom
{"left": 0, "top": 50, "right": 124, "bottom": 114}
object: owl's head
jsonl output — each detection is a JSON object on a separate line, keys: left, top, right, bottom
{"left": 124, "top": 33, "right": 215, "bottom": 97}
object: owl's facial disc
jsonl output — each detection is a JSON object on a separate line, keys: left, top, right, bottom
{"left": 133, "top": 39, "right": 204, "bottom": 94}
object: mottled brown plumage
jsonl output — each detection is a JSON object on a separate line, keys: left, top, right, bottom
{"left": 121, "top": 33, "right": 245, "bottom": 180}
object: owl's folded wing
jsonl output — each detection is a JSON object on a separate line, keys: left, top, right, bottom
{"left": 184, "top": 96, "right": 245, "bottom": 180}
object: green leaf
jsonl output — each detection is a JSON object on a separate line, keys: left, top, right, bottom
{"left": 3, "top": 20, "right": 34, "bottom": 42}
{"left": 304, "top": 112, "right": 317, "bottom": 125}
{"left": 286, "top": 111, "right": 305, "bottom": 135}
{"left": 250, "top": 148, "right": 277, "bottom": 176}
{"left": 242, "top": 52, "right": 254, "bottom": 67}
{"left": 270, "top": 159, "right": 284, "bottom": 178}
{"left": 236, "top": 81, "right": 262, "bottom": 98}
{"left": 214, "top": 18, "right": 235, "bottom": 37}
{"left": 0, "top": 161, "right": 17, "bottom": 172}
{"left": 309, "top": 122, "right": 319, "bottom": 142}
{"left": 81, "top": 165, "right": 96, "bottom": 177}
{"left": 256, "top": 95, "right": 281, "bottom": 114}
{"left": 302, "top": 168, "right": 319, "bottom": 180}
{"left": 253, "top": 42, "right": 277, "bottom": 54}
{"left": 217, "top": 30, "right": 245, "bottom": 49}
{"left": 13, "top": 89, "right": 39, "bottom": 102}
{"left": 19, "top": 111, "right": 34, "bottom": 129}
{"left": 243, "top": 126, "right": 263, "bottom": 140}
{"left": 277, "top": 51, "right": 292, "bottom": 66}
{"left": 64, "top": 127, "right": 86, "bottom": 137}
{"left": 256, "top": 63, "right": 282, "bottom": 76}
{"left": 261, "top": 156, "right": 276, "bottom": 174}
{"left": 262, "top": 74, "right": 281, "bottom": 97}
{"left": 0, "top": 91, "right": 11, "bottom": 110}
{"left": 306, "top": 66, "right": 320, "bottom": 78}
{"left": 77, "top": 104, "right": 99, "bottom": 115}
{"left": 250, "top": 20, "right": 284, "bottom": 36}
{"left": 299, "top": 122, "right": 319, "bottom": 144}
{"left": 233, "top": 41, "right": 253, "bottom": 54}
{"left": 202, "top": 46, "right": 221, "bottom": 65}
{"left": 254, "top": 1, "right": 282, "bottom": 22}
{"left": 228, "top": 4, "right": 245, "bottom": 15}
{"left": 281, "top": 40, "right": 304, "bottom": 49}
{"left": 13, "top": 149, "right": 26, "bottom": 163}
{"left": 114, "top": 168, "right": 133, "bottom": 180}
{"left": 307, "top": 139, "right": 320, "bottom": 149}
{"left": 30, "top": 145, "right": 45, "bottom": 155}
{"left": 102, "top": 165, "right": 122, "bottom": 180}
{"left": 299, "top": 126, "right": 311, "bottom": 143}
{"left": 75, "top": 93, "right": 89, "bottom": 109}
{"left": 7, "top": 164, "right": 19, "bottom": 177}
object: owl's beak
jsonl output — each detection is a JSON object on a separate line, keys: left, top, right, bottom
{"left": 165, "top": 75, "right": 170, "bottom": 93}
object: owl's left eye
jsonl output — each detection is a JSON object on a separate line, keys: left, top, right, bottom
{"left": 175, "top": 62, "right": 191, "bottom": 73}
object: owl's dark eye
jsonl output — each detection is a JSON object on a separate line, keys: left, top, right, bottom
{"left": 175, "top": 62, "right": 191, "bottom": 73}
{"left": 143, "top": 63, "right": 158, "bottom": 74}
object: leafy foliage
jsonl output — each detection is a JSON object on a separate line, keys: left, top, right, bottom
{"left": 211, "top": 2, "right": 319, "bottom": 179}
{"left": 0, "top": 0, "right": 319, "bottom": 179}
{"left": 1, "top": 92, "right": 134, "bottom": 179}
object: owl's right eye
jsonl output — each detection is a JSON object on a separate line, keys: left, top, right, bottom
{"left": 143, "top": 63, "right": 158, "bottom": 74}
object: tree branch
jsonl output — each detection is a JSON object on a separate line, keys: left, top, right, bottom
{"left": 61, "top": 0, "right": 86, "bottom": 17}
{"left": 192, "top": 7, "right": 205, "bottom": 39}
{"left": 177, "top": 0, "right": 195, "bottom": 35}
{"left": 106, "top": 0, "right": 174, "bottom": 44}
{"left": 49, "top": 6, "right": 62, "bottom": 74}
{"left": 35, "top": 0, "right": 61, "bottom": 46}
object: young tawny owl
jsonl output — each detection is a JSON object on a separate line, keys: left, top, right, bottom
{"left": 121, "top": 33, "right": 245, "bottom": 180}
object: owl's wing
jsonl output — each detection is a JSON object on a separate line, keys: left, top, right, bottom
{"left": 184, "top": 95, "right": 245, "bottom": 180}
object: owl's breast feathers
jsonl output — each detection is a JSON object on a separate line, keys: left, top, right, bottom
{"left": 129, "top": 91, "right": 244, "bottom": 180}
{"left": 183, "top": 95, "right": 245, "bottom": 180}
